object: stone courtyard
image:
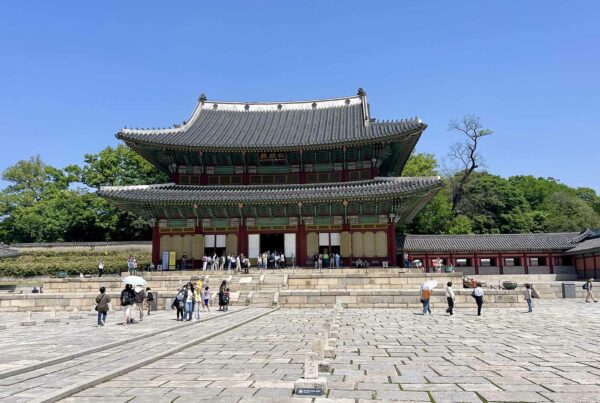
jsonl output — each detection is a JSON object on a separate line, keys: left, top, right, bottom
{"left": 1, "top": 300, "right": 600, "bottom": 402}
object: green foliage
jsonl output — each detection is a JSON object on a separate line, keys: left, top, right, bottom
{"left": 0, "top": 146, "right": 167, "bottom": 243}
{"left": 0, "top": 249, "right": 151, "bottom": 277}
{"left": 401, "top": 153, "right": 438, "bottom": 177}
{"left": 407, "top": 154, "right": 600, "bottom": 234}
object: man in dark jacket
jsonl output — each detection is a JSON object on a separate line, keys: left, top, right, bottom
{"left": 120, "top": 284, "right": 135, "bottom": 325}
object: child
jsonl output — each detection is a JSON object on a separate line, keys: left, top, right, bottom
{"left": 224, "top": 288, "right": 230, "bottom": 312}
{"left": 202, "top": 286, "right": 211, "bottom": 311}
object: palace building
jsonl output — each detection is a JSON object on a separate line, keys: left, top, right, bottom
{"left": 99, "top": 89, "right": 443, "bottom": 268}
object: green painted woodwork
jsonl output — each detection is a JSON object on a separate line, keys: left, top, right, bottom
{"left": 314, "top": 163, "right": 333, "bottom": 172}
{"left": 168, "top": 219, "right": 190, "bottom": 228}
{"left": 314, "top": 216, "right": 333, "bottom": 225}
{"left": 256, "top": 165, "right": 291, "bottom": 174}
{"left": 255, "top": 217, "right": 288, "bottom": 227}
{"left": 214, "top": 166, "right": 235, "bottom": 174}
{"left": 210, "top": 218, "right": 230, "bottom": 228}
{"left": 359, "top": 215, "right": 379, "bottom": 224}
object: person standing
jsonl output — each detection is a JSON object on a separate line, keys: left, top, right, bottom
{"left": 291, "top": 253, "right": 296, "bottom": 270}
{"left": 584, "top": 278, "right": 597, "bottom": 303}
{"left": 172, "top": 287, "right": 186, "bottom": 321}
{"left": 218, "top": 280, "right": 227, "bottom": 311}
{"left": 98, "top": 260, "right": 105, "bottom": 277}
{"left": 280, "top": 252, "right": 286, "bottom": 270}
{"left": 420, "top": 287, "right": 432, "bottom": 315}
{"left": 524, "top": 283, "right": 533, "bottom": 312}
{"left": 95, "top": 286, "right": 111, "bottom": 326}
{"left": 472, "top": 283, "right": 484, "bottom": 316}
{"left": 224, "top": 288, "right": 231, "bottom": 312}
{"left": 403, "top": 253, "right": 409, "bottom": 268}
{"left": 445, "top": 282, "right": 455, "bottom": 315}
{"left": 184, "top": 283, "right": 195, "bottom": 321}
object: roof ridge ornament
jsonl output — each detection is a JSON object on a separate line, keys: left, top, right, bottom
{"left": 198, "top": 94, "right": 207, "bottom": 104}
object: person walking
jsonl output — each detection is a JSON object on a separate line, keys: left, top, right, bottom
{"left": 335, "top": 253, "right": 340, "bottom": 269}
{"left": 420, "top": 286, "right": 432, "bottom": 315}
{"left": 202, "top": 286, "right": 211, "bottom": 312}
{"left": 472, "top": 282, "right": 484, "bottom": 316}
{"left": 134, "top": 285, "right": 145, "bottom": 322}
{"left": 445, "top": 281, "right": 455, "bottom": 315}
{"left": 194, "top": 282, "right": 202, "bottom": 322}
{"left": 218, "top": 280, "right": 227, "bottom": 311}
{"left": 98, "top": 260, "right": 105, "bottom": 277}
{"left": 524, "top": 283, "right": 533, "bottom": 312}
{"left": 120, "top": 284, "right": 135, "bottom": 325}
{"left": 224, "top": 288, "right": 231, "bottom": 312}
{"left": 95, "top": 286, "right": 111, "bottom": 326}
{"left": 172, "top": 287, "right": 186, "bottom": 321}
{"left": 584, "top": 278, "right": 597, "bottom": 303}
{"left": 145, "top": 287, "right": 154, "bottom": 316}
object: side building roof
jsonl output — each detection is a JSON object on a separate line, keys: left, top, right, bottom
{"left": 116, "top": 91, "right": 426, "bottom": 151}
{"left": 0, "top": 244, "right": 21, "bottom": 259}
{"left": 397, "top": 231, "right": 592, "bottom": 253}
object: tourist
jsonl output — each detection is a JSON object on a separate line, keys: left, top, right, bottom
{"left": 127, "top": 256, "right": 133, "bottom": 275}
{"left": 145, "top": 287, "right": 154, "bottom": 316}
{"left": 280, "top": 252, "right": 286, "bottom": 269}
{"left": 318, "top": 254, "right": 323, "bottom": 271}
{"left": 420, "top": 286, "right": 432, "bottom": 315}
{"left": 134, "top": 285, "right": 145, "bottom": 321}
{"left": 202, "top": 256, "right": 208, "bottom": 271}
{"left": 274, "top": 252, "right": 280, "bottom": 270}
{"left": 98, "top": 259, "right": 104, "bottom": 277}
{"left": 236, "top": 254, "right": 242, "bottom": 272}
{"left": 323, "top": 251, "right": 330, "bottom": 268}
{"left": 256, "top": 254, "right": 262, "bottom": 270}
{"left": 218, "top": 280, "right": 227, "bottom": 311}
{"left": 313, "top": 254, "right": 319, "bottom": 270}
{"left": 132, "top": 256, "right": 138, "bottom": 274}
{"left": 524, "top": 283, "right": 533, "bottom": 312}
{"left": 181, "top": 252, "right": 188, "bottom": 270}
{"left": 291, "top": 253, "right": 296, "bottom": 270}
{"left": 120, "top": 284, "right": 135, "bottom": 325}
{"left": 224, "top": 287, "right": 231, "bottom": 311}
{"left": 242, "top": 255, "right": 250, "bottom": 274}
{"left": 584, "top": 278, "right": 597, "bottom": 303}
{"left": 202, "top": 286, "right": 211, "bottom": 311}
{"left": 172, "top": 287, "right": 186, "bottom": 321}
{"left": 472, "top": 282, "right": 484, "bottom": 316}
{"left": 184, "top": 283, "right": 195, "bottom": 321}
{"left": 445, "top": 282, "right": 455, "bottom": 315}
{"left": 403, "top": 252, "right": 409, "bottom": 268}
{"left": 95, "top": 286, "right": 111, "bottom": 326}
{"left": 335, "top": 253, "right": 340, "bottom": 269}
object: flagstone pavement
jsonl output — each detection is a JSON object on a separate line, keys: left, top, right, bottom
{"left": 2, "top": 299, "right": 600, "bottom": 402}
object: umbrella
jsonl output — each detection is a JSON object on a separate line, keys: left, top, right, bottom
{"left": 122, "top": 275, "right": 147, "bottom": 286}
{"left": 421, "top": 280, "right": 438, "bottom": 290}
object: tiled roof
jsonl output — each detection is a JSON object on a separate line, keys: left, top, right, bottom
{"left": 566, "top": 236, "right": 600, "bottom": 254}
{"left": 397, "top": 232, "right": 590, "bottom": 253}
{"left": 0, "top": 244, "right": 21, "bottom": 259}
{"left": 116, "top": 93, "right": 425, "bottom": 150}
{"left": 98, "top": 177, "right": 443, "bottom": 204}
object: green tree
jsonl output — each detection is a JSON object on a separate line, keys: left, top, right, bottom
{"left": 542, "top": 191, "right": 600, "bottom": 232}
{"left": 401, "top": 153, "right": 438, "bottom": 177}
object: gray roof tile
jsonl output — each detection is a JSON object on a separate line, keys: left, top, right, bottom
{"left": 0, "top": 244, "right": 21, "bottom": 259}
{"left": 566, "top": 236, "right": 600, "bottom": 254}
{"left": 116, "top": 94, "right": 425, "bottom": 150}
{"left": 98, "top": 177, "right": 443, "bottom": 204}
{"left": 397, "top": 232, "right": 591, "bottom": 253}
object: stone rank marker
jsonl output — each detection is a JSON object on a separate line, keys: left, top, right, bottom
{"left": 294, "top": 352, "right": 328, "bottom": 397}
{"left": 20, "top": 311, "right": 36, "bottom": 326}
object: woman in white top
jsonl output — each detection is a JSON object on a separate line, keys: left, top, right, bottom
{"left": 445, "top": 282, "right": 455, "bottom": 315}
{"left": 472, "top": 283, "right": 484, "bottom": 316}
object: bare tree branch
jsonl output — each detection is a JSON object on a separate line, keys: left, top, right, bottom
{"left": 447, "top": 115, "right": 493, "bottom": 211}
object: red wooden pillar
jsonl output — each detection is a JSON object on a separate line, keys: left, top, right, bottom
{"left": 242, "top": 173, "right": 249, "bottom": 185}
{"left": 341, "top": 169, "right": 349, "bottom": 182}
{"left": 474, "top": 252, "right": 479, "bottom": 275}
{"left": 299, "top": 172, "right": 307, "bottom": 184}
{"left": 424, "top": 253, "right": 429, "bottom": 272}
{"left": 152, "top": 226, "right": 160, "bottom": 265}
{"left": 548, "top": 253, "right": 554, "bottom": 274}
{"left": 200, "top": 174, "right": 208, "bottom": 185}
{"left": 386, "top": 221, "right": 397, "bottom": 267}
{"left": 583, "top": 255, "right": 588, "bottom": 279}
{"left": 498, "top": 253, "right": 504, "bottom": 275}
{"left": 523, "top": 253, "right": 529, "bottom": 274}
{"left": 297, "top": 223, "right": 307, "bottom": 267}
{"left": 238, "top": 224, "right": 248, "bottom": 257}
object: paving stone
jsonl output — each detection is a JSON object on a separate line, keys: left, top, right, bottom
{"left": 478, "top": 390, "right": 549, "bottom": 402}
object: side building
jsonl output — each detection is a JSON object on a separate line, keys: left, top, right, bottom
{"left": 99, "top": 90, "right": 443, "bottom": 268}
{"left": 398, "top": 229, "right": 600, "bottom": 278}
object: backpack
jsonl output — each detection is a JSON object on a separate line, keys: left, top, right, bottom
{"left": 147, "top": 291, "right": 154, "bottom": 302}
{"left": 223, "top": 294, "right": 230, "bottom": 304}
{"left": 176, "top": 290, "right": 185, "bottom": 301}
{"left": 583, "top": 283, "right": 589, "bottom": 290}
{"left": 121, "top": 290, "right": 134, "bottom": 306}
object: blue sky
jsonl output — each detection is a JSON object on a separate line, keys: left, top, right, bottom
{"left": 0, "top": 1, "right": 599, "bottom": 191}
